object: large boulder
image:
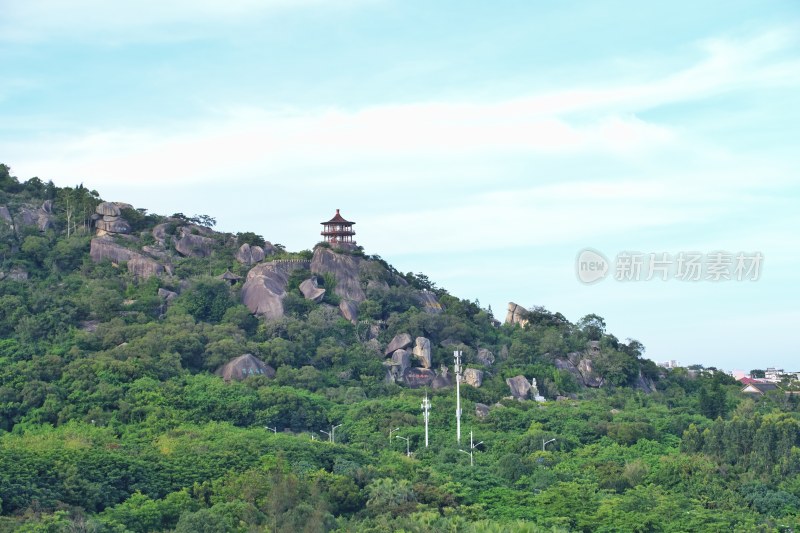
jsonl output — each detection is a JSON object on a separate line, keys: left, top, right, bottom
{"left": 412, "top": 337, "right": 432, "bottom": 368}
{"left": 95, "top": 218, "right": 131, "bottom": 235}
{"left": 95, "top": 202, "right": 121, "bottom": 217}
{"left": 432, "top": 365, "right": 453, "bottom": 389}
{"left": 236, "top": 243, "right": 267, "bottom": 265}
{"left": 339, "top": 300, "right": 358, "bottom": 323}
{"left": 463, "top": 368, "right": 484, "bottom": 388}
{"left": 505, "top": 302, "right": 530, "bottom": 327}
{"left": 241, "top": 264, "right": 289, "bottom": 319}
{"left": 403, "top": 367, "right": 436, "bottom": 388}
{"left": 506, "top": 375, "right": 532, "bottom": 400}
{"left": 299, "top": 278, "right": 326, "bottom": 302}
{"left": 578, "top": 358, "right": 603, "bottom": 387}
{"left": 311, "top": 246, "right": 366, "bottom": 303}
{"left": 216, "top": 354, "right": 276, "bottom": 382}
{"left": 174, "top": 227, "right": 214, "bottom": 257}
{"left": 0, "top": 206, "right": 12, "bottom": 224}
{"left": 385, "top": 333, "right": 413, "bottom": 355}
{"left": 475, "top": 403, "right": 491, "bottom": 418}
{"left": 89, "top": 237, "right": 165, "bottom": 278}
{"left": 476, "top": 348, "right": 495, "bottom": 367}
{"left": 416, "top": 291, "right": 443, "bottom": 314}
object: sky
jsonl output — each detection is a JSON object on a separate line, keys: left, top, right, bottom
{"left": 1, "top": 0, "right": 799, "bottom": 371}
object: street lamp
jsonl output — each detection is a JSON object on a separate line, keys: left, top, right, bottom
{"left": 543, "top": 438, "right": 556, "bottom": 452}
{"left": 320, "top": 423, "right": 343, "bottom": 443}
{"left": 265, "top": 426, "right": 277, "bottom": 433}
{"left": 395, "top": 435, "right": 411, "bottom": 457}
{"left": 459, "top": 449, "right": 474, "bottom": 467}
{"left": 389, "top": 427, "right": 400, "bottom": 446}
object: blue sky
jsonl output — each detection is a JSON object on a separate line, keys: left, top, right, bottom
{"left": 2, "top": 0, "right": 798, "bottom": 371}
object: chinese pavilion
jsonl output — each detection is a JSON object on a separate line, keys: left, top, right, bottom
{"left": 320, "top": 209, "right": 356, "bottom": 244}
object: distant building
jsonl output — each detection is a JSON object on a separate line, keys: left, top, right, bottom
{"left": 764, "top": 367, "right": 784, "bottom": 382}
{"left": 658, "top": 360, "right": 680, "bottom": 369}
{"left": 741, "top": 382, "right": 781, "bottom": 395}
{"left": 320, "top": 209, "right": 356, "bottom": 245}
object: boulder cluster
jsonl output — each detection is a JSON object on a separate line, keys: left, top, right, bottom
{"left": 93, "top": 202, "right": 132, "bottom": 236}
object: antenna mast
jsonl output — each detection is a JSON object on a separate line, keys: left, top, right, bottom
{"left": 454, "top": 350, "right": 462, "bottom": 444}
{"left": 421, "top": 393, "right": 431, "bottom": 447}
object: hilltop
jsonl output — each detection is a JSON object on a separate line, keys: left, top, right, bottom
{"left": 2, "top": 165, "right": 800, "bottom": 532}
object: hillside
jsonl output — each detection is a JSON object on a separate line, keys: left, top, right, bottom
{"left": 2, "top": 165, "right": 800, "bottom": 532}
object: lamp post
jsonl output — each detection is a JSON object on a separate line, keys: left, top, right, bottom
{"left": 389, "top": 427, "right": 400, "bottom": 446}
{"left": 265, "top": 426, "right": 277, "bottom": 433}
{"left": 543, "top": 438, "right": 556, "bottom": 452}
{"left": 395, "top": 435, "right": 411, "bottom": 457}
{"left": 321, "top": 423, "right": 343, "bottom": 443}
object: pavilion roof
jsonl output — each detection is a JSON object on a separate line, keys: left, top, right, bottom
{"left": 321, "top": 209, "right": 355, "bottom": 225}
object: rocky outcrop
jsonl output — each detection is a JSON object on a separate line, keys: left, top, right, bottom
{"left": 158, "top": 288, "right": 178, "bottom": 301}
{"left": 299, "top": 278, "right": 326, "bottom": 302}
{"left": 476, "top": 348, "right": 495, "bottom": 367}
{"left": 384, "top": 349, "right": 412, "bottom": 383}
{"left": 236, "top": 243, "right": 266, "bottom": 265}
{"left": 385, "top": 333, "right": 413, "bottom": 356}
{"left": 0, "top": 268, "right": 28, "bottom": 282}
{"left": 463, "top": 368, "right": 484, "bottom": 387}
{"left": 506, "top": 375, "right": 531, "bottom": 400}
{"left": 0, "top": 206, "right": 13, "bottom": 225}
{"left": 174, "top": 227, "right": 214, "bottom": 257}
{"left": 634, "top": 371, "right": 656, "bottom": 393}
{"left": 432, "top": 365, "right": 453, "bottom": 389}
{"left": 412, "top": 337, "right": 432, "bottom": 368}
{"left": 94, "top": 202, "right": 130, "bottom": 236}
{"left": 339, "top": 300, "right": 358, "bottom": 323}
{"left": 505, "top": 302, "right": 530, "bottom": 327}
{"left": 475, "top": 403, "right": 490, "bottom": 418}
{"left": 241, "top": 260, "right": 310, "bottom": 319}
{"left": 89, "top": 237, "right": 165, "bottom": 278}
{"left": 554, "top": 355, "right": 604, "bottom": 388}
{"left": 416, "top": 291, "right": 443, "bottom": 314}
{"left": 216, "top": 354, "right": 276, "bottom": 382}
{"left": 403, "top": 367, "right": 436, "bottom": 388}
{"left": 311, "top": 246, "right": 366, "bottom": 303}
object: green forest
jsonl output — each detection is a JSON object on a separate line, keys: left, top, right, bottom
{"left": 1, "top": 164, "right": 800, "bottom": 532}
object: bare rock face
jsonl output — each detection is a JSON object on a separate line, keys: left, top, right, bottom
{"left": 403, "top": 367, "right": 436, "bottom": 388}
{"left": 152, "top": 223, "right": 169, "bottom": 245}
{"left": 385, "top": 333, "right": 413, "bottom": 355}
{"left": 384, "top": 348, "right": 412, "bottom": 383}
{"left": 416, "top": 291, "right": 443, "bottom": 314}
{"left": 412, "top": 337, "right": 432, "bottom": 368}
{"left": 505, "top": 302, "right": 530, "bottom": 327}
{"left": 463, "top": 368, "right": 484, "bottom": 388}
{"left": 158, "top": 288, "right": 178, "bottom": 301}
{"left": 0, "top": 206, "right": 12, "bottom": 224}
{"left": 578, "top": 359, "right": 603, "bottom": 387}
{"left": 96, "top": 202, "right": 121, "bottom": 217}
{"left": 339, "top": 300, "right": 358, "bottom": 323}
{"left": 634, "top": 371, "right": 656, "bottom": 393}
{"left": 241, "top": 261, "right": 309, "bottom": 319}
{"left": 174, "top": 227, "right": 214, "bottom": 257}
{"left": 236, "top": 243, "right": 267, "bottom": 265}
{"left": 506, "top": 375, "right": 532, "bottom": 400}
{"left": 476, "top": 348, "right": 495, "bottom": 367}
{"left": 89, "top": 237, "right": 165, "bottom": 278}
{"left": 96, "top": 218, "right": 132, "bottom": 234}
{"left": 432, "top": 365, "right": 453, "bottom": 389}
{"left": 216, "top": 354, "right": 276, "bottom": 382}
{"left": 311, "top": 246, "right": 366, "bottom": 303}
{"left": 475, "top": 403, "right": 490, "bottom": 418}
{"left": 299, "top": 278, "right": 326, "bottom": 302}
{"left": 0, "top": 268, "right": 29, "bottom": 282}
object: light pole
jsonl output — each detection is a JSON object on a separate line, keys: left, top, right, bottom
{"left": 421, "top": 394, "right": 431, "bottom": 448}
{"left": 265, "top": 426, "right": 277, "bottom": 433}
{"left": 460, "top": 431, "right": 483, "bottom": 467}
{"left": 395, "top": 435, "right": 411, "bottom": 457}
{"left": 389, "top": 427, "right": 400, "bottom": 446}
{"left": 454, "top": 351, "right": 463, "bottom": 444}
{"left": 321, "top": 423, "right": 343, "bottom": 443}
{"left": 543, "top": 438, "right": 556, "bottom": 452}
